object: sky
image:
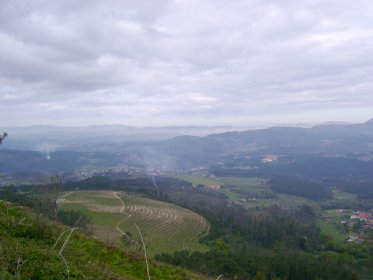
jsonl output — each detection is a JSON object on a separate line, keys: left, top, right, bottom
{"left": 0, "top": 0, "right": 372, "bottom": 127}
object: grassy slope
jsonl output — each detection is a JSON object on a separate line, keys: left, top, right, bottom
{"left": 60, "top": 191, "right": 210, "bottom": 255}
{"left": 0, "top": 200, "right": 209, "bottom": 280}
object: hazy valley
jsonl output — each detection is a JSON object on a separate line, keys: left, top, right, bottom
{"left": 1, "top": 1, "right": 373, "bottom": 278}
{"left": 1, "top": 119, "right": 373, "bottom": 279}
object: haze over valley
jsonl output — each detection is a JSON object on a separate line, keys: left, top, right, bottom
{"left": 1, "top": 0, "right": 373, "bottom": 279}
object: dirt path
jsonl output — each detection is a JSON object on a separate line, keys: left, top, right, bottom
{"left": 56, "top": 191, "right": 77, "bottom": 203}
{"left": 112, "top": 192, "right": 132, "bottom": 235}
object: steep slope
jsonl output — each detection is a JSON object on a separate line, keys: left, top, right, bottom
{"left": 0, "top": 201, "right": 207, "bottom": 279}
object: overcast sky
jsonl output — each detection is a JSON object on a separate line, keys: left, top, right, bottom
{"left": 1, "top": 0, "right": 372, "bottom": 127}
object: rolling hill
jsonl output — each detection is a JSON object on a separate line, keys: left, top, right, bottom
{"left": 59, "top": 190, "right": 210, "bottom": 255}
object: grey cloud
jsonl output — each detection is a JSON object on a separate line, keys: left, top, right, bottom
{"left": 0, "top": 0, "right": 373, "bottom": 127}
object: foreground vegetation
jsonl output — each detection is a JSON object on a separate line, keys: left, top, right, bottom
{"left": 2, "top": 174, "right": 373, "bottom": 279}
{"left": 0, "top": 200, "right": 208, "bottom": 279}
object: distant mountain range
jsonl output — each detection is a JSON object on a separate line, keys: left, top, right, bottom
{"left": 1, "top": 119, "right": 372, "bottom": 174}
{"left": 1, "top": 125, "right": 234, "bottom": 152}
{"left": 151, "top": 118, "right": 373, "bottom": 163}
{"left": 2, "top": 119, "right": 372, "bottom": 153}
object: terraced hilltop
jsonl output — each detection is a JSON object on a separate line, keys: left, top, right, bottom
{"left": 59, "top": 190, "right": 210, "bottom": 255}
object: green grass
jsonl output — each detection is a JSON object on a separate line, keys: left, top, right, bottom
{"left": 221, "top": 189, "right": 241, "bottom": 201}
{"left": 276, "top": 194, "right": 315, "bottom": 206}
{"left": 61, "top": 190, "right": 122, "bottom": 206}
{"left": 174, "top": 175, "right": 271, "bottom": 202}
{"left": 61, "top": 203, "right": 124, "bottom": 227}
{"left": 315, "top": 219, "right": 348, "bottom": 242}
{"left": 91, "top": 195, "right": 123, "bottom": 206}
{"left": 173, "top": 175, "right": 272, "bottom": 207}
{"left": 240, "top": 194, "right": 315, "bottom": 209}
{"left": 332, "top": 189, "right": 358, "bottom": 200}
{"left": 173, "top": 175, "right": 222, "bottom": 186}
{"left": 220, "top": 177, "right": 267, "bottom": 189}
{"left": 216, "top": 176, "right": 315, "bottom": 209}
{"left": 60, "top": 190, "right": 210, "bottom": 256}
{"left": 0, "top": 201, "right": 210, "bottom": 279}
{"left": 315, "top": 209, "right": 351, "bottom": 242}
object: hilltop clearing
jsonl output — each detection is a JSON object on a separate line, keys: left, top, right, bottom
{"left": 59, "top": 190, "right": 210, "bottom": 255}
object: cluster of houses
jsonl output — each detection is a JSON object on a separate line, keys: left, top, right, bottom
{"left": 339, "top": 209, "right": 373, "bottom": 242}
{"left": 350, "top": 210, "right": 373, "bottom": 230}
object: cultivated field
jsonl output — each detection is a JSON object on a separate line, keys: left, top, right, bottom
{"left": 59, "top": 190, "right": 210, "bottom": 255}
{"left": 316, "top": 209, "right": 351, "bottom": 242}
{"left": 173, "top": 174, "right": 222, "bottom": 186}
{"left": 174, "top": 175, "right": 321, "bottom": 209}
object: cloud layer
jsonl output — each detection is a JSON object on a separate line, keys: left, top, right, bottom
{"left": 1, "top": 0, "right": 373, "bottom": 126}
